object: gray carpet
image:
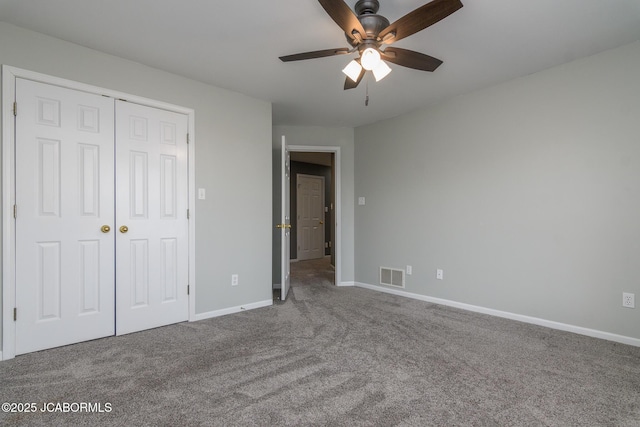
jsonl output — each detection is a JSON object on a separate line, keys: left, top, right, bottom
{"left": 1, "top": 257, "right": 639, "bottom": 426}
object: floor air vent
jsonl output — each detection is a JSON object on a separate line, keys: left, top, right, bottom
{"left": 380, "top": 267, "right": 405, "bottom": 288}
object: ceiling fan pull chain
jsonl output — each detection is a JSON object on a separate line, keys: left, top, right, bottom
{"left": 365, "top": 78, "right": 369, "bottom": 106}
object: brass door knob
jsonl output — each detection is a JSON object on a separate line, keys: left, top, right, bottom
{"left": 319, "top": 220, "right": 324, "bottom": 224}
{"left": 101, "top": 225, "right": 111, "bottom": 233}
{"left": 119, "top": 225, "right": 129, "bottom": 233}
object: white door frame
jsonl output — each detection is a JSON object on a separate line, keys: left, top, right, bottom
{"left": 2, "top": 65, "right": 197, "bottom": 360}
{"left": 288, "top": 145, "right": 342, "bottom": 286}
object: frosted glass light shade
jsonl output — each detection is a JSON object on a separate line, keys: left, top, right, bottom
{"left": 342, "top": 60, "right": 362, "bottom": 82}
{"left": 372, "top": 60, "right": 392, "bottom": 82}
{"left": 360, "top": 48, "right": 381, "bottom": 71}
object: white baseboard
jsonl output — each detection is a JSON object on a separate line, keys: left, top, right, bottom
{"left": 355, "top": 282, "right": 640, "bottom": 348}
{"left": 337, "top": 281, "right": 355, "bottom": 287}
{"left": 193, "top": 299, "right": 272, "bottom": 322}
{"left": 0, "top": 351, "right": 3, "bottom": 361}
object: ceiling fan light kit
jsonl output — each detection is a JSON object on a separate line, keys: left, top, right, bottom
{"left": 371, "top": 60, "right": 392, "bottom": 82}
{"left": 360, "top": 47, "right": 381, "bottom": 70}
{"left": 342, "top": 60, "right": 363, "bottom": 82}
{"left": 280, "top": 0, "right": 463, "bottom": 90}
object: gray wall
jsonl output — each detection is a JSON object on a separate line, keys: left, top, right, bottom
{"left": 0, "top": 21, "right": 273, "bottom": 352}
{"left": 355, "top": 41, "right": 640, "bottom": 340}
{"left": 272, "top": 126, "right": 355, "bottom": 286}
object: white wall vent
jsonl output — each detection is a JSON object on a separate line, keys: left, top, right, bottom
{"left": 380, "top": 267, "right": 405, "bottom": 288}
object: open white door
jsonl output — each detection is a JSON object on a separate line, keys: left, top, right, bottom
{"left": 279, "top": 136, "right": 291, "bottom": 301}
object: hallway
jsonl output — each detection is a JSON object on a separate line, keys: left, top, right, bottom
{"left": 290, "top": 257, "right": 335, "bottom": 287}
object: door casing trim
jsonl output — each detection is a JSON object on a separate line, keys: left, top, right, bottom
{"left": 2, "top": 65, "right": 196, "bottom": 360}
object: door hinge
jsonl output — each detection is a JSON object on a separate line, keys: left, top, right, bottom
{"left": 14, "top": 307, "right": 17, "bottom": 321}
{"left": 186, "top": 133, "right": 189, "bottom": 144}
{"left": 13, "top": 101, "right": 17, "bottom": 116}
{"left": 187, "top": 209, "right": 190, "bottom": 219}
{"left": 187, "top": 285, "right": 190, "bottom": 296}
{"left": 13, "top": 204, "right": 17, "bottom": 219}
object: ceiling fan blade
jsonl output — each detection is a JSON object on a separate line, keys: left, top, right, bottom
{"left": 279, "top": 48, "right": 350, "bottom": 62}
{"left": 344, "top": 69, "right": 366, "bottom": 90}
{"left": 318, "top": 0, "right": 366, "bottom": 41}
{"left": 379, "top": 0, "right": 463, "bottom": 44}
{"left": 381, "top": 47, "right": 443, "bottom": 72}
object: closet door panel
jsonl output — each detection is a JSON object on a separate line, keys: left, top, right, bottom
{"left": 15, "top": 78, "right": 115, "bottom": 355}
{"left": 115, "top": 100, "right": 189, "bottom": 335}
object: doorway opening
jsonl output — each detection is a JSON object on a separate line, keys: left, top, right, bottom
{"left": 290, "top": 151, "right": 335, "bottom": 288}
{"left": 272, "top": 144, "right": 342, "bottom": 302}
{"left": 273, "top": 143, "right": 341, "bottom": 302}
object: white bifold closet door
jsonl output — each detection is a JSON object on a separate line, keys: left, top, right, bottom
{"left": 15, "top": 79, "right": 116, "bottom": 354}
{"left": 14, "top": 79, "right": 189, "bottom": 355}
{"left": 114, "top": 100, "right": 189, "bottom": 335}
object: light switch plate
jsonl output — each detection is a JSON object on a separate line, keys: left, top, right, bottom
{"left": 198, "top": 188, "right": 206, "bottom": 200}
{"left": 358, "top": 197, "right": 365, "bottom": 206}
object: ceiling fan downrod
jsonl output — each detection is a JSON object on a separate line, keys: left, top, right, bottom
{"left": 355, "top": 0, "right": 379, "bottom": 15}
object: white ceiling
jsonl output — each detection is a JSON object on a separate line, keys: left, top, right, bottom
{"left": 1, "top": 0, "right": 639, "bottom": 128}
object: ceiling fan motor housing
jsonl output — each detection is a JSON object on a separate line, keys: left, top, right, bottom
{"left": 347, "top": 0, "right": 390, "bottom": 46}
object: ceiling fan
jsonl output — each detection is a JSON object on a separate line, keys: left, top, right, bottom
{"left": 279, "top": 0, "right": 463, "bottom": 90}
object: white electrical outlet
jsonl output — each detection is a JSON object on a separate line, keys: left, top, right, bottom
{"left": 406, "top": 265, "right": 412, "bottom": 275}
{"left": 436, "top": 269, "right": 444, "bottom": 280}
{"left": 232, "top": 274, "right": 239, "bottom": 286}
{"left": 622, "top": 292, "right": 635, "bottom": 308}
